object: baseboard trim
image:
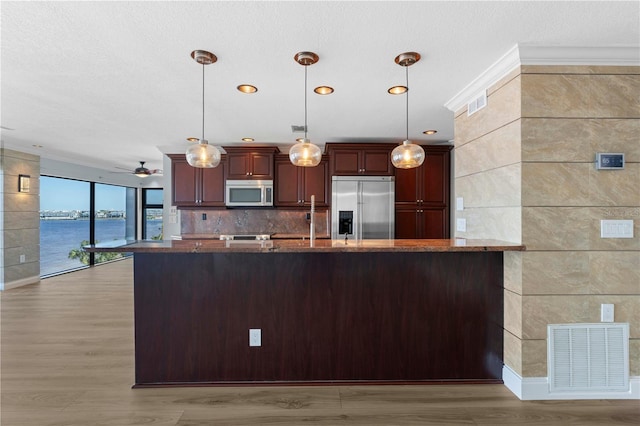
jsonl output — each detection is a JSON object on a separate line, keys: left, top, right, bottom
{"left": 1, "top": 275, "right": 40, "bottom": 291}
{"left": 503, "top": 365, "right": 640, "bottom": 400}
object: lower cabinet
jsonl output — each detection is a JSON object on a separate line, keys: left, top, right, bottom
{"left": 395, "top": 207, "right": 449, "bottom": 239}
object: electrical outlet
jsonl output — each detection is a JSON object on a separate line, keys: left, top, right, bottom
{"left": 249, "top": 329, "right": 261, "bottom": 347}
{"left": 456, "top": 218, "right": 466, "bottom": 232}
{"left": 601, "top": 304, "right": 614, "bottom": 322}
{"left": 19, "top": 254, "right": 26, "bottom": 263}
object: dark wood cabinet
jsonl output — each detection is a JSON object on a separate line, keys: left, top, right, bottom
{"left": 394, "top": 145, "right": 452, "bottom": 238}
{"left": 274, "top": 155, "right": 329, "bottom": 207}
{"left": 169, "top": 154, "right": 226, "bottom": 207}
{"left": 326, "top": 143, "right": 395, "bottom": 176}
{"left": 395, "top": 207, "right": 448, "bottom": 239}
{"left": 223, "top": 147, "right": 279, "bottom": 180}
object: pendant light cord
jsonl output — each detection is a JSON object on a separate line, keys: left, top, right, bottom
{"left": 202, "top": 63, "right": 205, "bottom": 143}
{"left": 304, "top": 65, "right": 308, "bottom": 140}
{"left": 405, "top": 65, "right": 409, "bottom": 141}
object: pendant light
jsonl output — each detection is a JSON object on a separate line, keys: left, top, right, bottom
{"left": 390, "top": 52, "right": 425, "bottom": 169}
{"left": 289, "top": 51, "right": 322, "bottom": 167}
{"left": 185, "top": 50, "right": 221, "bottom": 168}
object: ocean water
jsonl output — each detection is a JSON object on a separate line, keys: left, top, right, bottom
{"left": 40, "top": 219, "right": 162, "bottom": 276}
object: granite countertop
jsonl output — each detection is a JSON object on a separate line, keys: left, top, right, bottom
{"left": 179, "top": 233, "right": 331, "bottom": 240}
{"left": 84, "top": 238, "right": 525, "bottom": 253}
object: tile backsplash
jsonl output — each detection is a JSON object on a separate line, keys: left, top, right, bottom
{"left": 180, "top": 208, "right": 330, "bottom": 236}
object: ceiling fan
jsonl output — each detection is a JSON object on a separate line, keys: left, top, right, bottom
{"left": 113, "top": 161, "right": 162, "bottom": 178}
{"left": 132, "top": 161, "right": 162, "bottom": 178}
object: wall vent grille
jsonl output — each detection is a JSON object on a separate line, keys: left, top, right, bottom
{"left": 548, "top": 323, "right": 629, "bottom": 393}
{"left": 467, "top": 91, "right": 487, "bottom": 116}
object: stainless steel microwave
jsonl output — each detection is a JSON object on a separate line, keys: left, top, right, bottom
{"left": 225, "top": 180, "right": 273, "bottom": 207}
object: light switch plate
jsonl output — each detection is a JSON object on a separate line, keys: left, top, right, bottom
{"left": 456, "top": 197, "right": 464, "bottom": 211}
{"left": 601, "top": 220, "right": 634, "bottom": 238}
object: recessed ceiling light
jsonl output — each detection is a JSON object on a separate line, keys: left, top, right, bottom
{"left": 242, "top": 137, "right": 255, "bottom": 142}
{"left": 186, "top": 137, "right": 199, "bottom": 142}
{"left": 237, "top": 84, "right": 258, "bottom": 94}
{"left": 388, "top": 85, "right": 407, "bottom": 95}
{"left": 314, "top": 86, "right": 334, "bottom": 95}
{"left": 423, "top": 130, "right": 438, "bottom": 135}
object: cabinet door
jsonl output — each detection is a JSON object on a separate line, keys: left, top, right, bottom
{"left": 361, "top": 150, "right": 393, "bottom": 175}
{"left": 395, "top": 208, "right": 419, "bottom": 239}
{"left": 172, "top": 159, "right": 198, "bottom": 206}
{"left": 421, "top": 150, "right": 449, "bottom": 205}
{"left": 394, "top": 167, "right": 419, "bottom": 204}
{"left": 226, "top": 154, "right": 251, "bottom": 179}
{"left": 274, "top": 160, "right": 302, "bottom": 206}
{"left": 200, "top": 161, "right": 226, "bottom": 206}
{"left": 251, "top": 154, "right": 273, "bottom": 179}
{"left": 420, "top": 208, "right": 449, "bottom": 239}
{"left": 331, "top": 150, "right": 360, "bottom": 175}
{"left": 302, "top": 159, "right": 328, "bottom": 206}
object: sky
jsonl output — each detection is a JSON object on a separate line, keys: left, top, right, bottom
{"left": 40, "top": 176, "right": 127, "bottom": 211}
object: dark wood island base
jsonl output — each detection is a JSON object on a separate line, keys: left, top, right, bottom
{"left": 86, "top": 239, "right": 524, "bottom": 387}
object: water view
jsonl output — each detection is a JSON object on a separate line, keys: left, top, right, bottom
{"left": 40, "top": 217, "right": 162, "bottom": 277}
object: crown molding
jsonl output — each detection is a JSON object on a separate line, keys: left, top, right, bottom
{"left": 444, "top": 44, "right": 640, "bottom": 113}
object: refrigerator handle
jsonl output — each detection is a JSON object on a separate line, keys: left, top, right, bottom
{"left": 357, "top": 181, "right": 364, "bottom": 240}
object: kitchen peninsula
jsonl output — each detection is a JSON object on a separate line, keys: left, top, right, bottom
{"left": 86, "top": 238, "right": 524, "bottom": 387}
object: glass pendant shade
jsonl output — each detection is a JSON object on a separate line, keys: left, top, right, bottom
{"left": 186, "top": 49, "right": 220, "bottom": 168}
{"left": 391, "top": 140, "right": 425, "bottom": 169}
{"left": 290, "top": 51, "right": 322, "bottom": 167}
{"left": 289, "top": 139, "right": 322, "bottom": 167}
{"left": 186, "top": 140, "right": 221, "bottom": 168}
{"left": 391, "top": 51, "right": 426, "bottom": 170}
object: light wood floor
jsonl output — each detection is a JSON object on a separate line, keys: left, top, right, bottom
{"left": 1, "top": 259, "right": 638, "bottom": 426}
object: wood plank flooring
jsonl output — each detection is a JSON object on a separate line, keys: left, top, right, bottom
{"left": 1, "top": 258, "right": 638, "bottom": 425}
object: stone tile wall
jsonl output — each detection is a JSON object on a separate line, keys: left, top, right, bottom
{"left": 1, "top": 149, "right": 40, "bottom": 289}
{"left": 454, "top": 65, "right": 640, "bottom": 378}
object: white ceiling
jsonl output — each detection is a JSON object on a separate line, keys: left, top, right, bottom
{"left": 2, "top": 1, "right": 639, "bottom": 175}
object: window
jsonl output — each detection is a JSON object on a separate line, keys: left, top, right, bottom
{"left": 94, "top": 183, "right": 136, "bottom": 264}
{"left": 40, "top": 177, "right": 90, "bottom": 276}
{"left": 142, "top": 188, "right": 163, "bottom": 240}
{"left": 40, "top": 176, "right": 136, "bottom": 277}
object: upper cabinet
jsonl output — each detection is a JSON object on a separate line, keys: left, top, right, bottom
{"left": 395, "top": 146, "right": 451, "bottom": 206}
{"left": 274, "top": 155, "right": 329, "bottom": 207}
{"left": 224, "top": 147, "right": 279, "bottom": 180}
{"left": 169, "top": 154, "right": 226, "bottom": 207}
{"left": 325, "top": 143, "right": 396, "bottom": 176}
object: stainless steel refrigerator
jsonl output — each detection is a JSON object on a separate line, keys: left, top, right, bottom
{"left": 331, "top": 176, "right": 395, "bottom": 240}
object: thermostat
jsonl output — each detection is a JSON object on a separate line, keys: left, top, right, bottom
{"left": 595, "top": 153, "right": 624, "bottom": 170}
